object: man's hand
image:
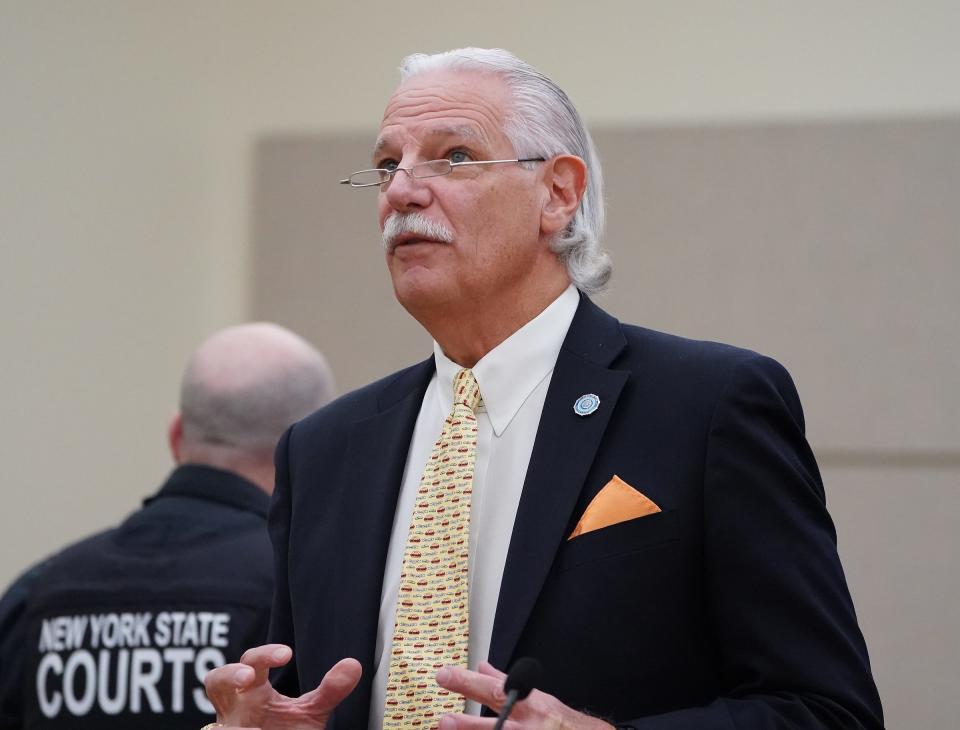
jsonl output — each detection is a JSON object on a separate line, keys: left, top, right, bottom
{"left": 203, "top": 644, "right": 361, "bottom": 730}
{"left": 435, "top": 662, "right": 614, "bottom": 729}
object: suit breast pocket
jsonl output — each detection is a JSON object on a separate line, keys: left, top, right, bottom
{"left": 557, "top": 509, "right": 680, "bottom": 572}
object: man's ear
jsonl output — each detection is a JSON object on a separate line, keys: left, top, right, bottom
{"left": 167, "top": 413, "right": 184, "bottom": 464}
{"left": 540, "top": 155, "right": 587, "bottom": 237}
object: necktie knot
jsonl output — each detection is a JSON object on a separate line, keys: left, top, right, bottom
{"left": 453, "top": 368, "right": 482, "bottom": 413}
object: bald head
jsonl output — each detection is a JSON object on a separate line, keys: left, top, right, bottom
{"left": 176, "top": 324, "right": 334, "bottom": 479}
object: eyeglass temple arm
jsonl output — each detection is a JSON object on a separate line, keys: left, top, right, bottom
{"left": 339, "top": 157, "right": 547, "bottom": 185}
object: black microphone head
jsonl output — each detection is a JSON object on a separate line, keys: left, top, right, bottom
{"left": 504, "top": 656, "right": 541, "bottom": 700}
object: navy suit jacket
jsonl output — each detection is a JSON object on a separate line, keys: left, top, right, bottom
{"left": 268, "top": 296, "right": 883, "bottom": 729}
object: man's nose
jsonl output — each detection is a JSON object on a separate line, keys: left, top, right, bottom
{"left": 383, "top": 166, "right": 432, "bottom": 211}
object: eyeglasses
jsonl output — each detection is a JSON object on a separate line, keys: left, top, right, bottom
{"left": 339, "top": 157, "right": 546, "bottom": 188}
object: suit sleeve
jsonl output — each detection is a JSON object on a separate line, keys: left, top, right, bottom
{"left": 622, "top": 354, "right": 883, "bottom": 729}
{"left": 267, "top": 424, "right": 302, "bottom": 696}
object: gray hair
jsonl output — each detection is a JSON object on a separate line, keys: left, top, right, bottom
{"left": 179, "top": 323, "right": 335, "bottom": 456}
{"left": 399, "top": 47, "right": 611, "bottom": 294}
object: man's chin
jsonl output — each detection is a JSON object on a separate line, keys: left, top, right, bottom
{"left": 391, "top": 272, "right": 455, "bottom": 316}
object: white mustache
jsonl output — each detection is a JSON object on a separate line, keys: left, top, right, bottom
{"left": 382, "top": 212, "right": 455, "bottom": 250}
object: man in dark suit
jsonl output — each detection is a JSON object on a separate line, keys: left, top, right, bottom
{"left": 0, "top": 323, "right": 335, "bottom": 729}
{"left": 205, "top": 49, "right": 883, "bottom": 729}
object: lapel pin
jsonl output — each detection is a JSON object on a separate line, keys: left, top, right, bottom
{"left": 573, "top": 393, "right": 600, "bottom": 417}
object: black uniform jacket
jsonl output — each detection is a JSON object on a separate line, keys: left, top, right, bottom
{"left": 0, "top": 465, "right": 274, "bottom": 729}
{"left": 269, "top": 295, "right": 884, "bottom": 729}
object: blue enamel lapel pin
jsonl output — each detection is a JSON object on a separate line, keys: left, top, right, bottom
{"left": 573, "top": 393, "right": 600, "bottom": 416}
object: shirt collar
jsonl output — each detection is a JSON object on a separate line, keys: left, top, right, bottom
{"left": 144, "top": 464, "right": 271, "bottom": 518}
{"left": 433, "top": 285, "right": 579, "bottom": 436}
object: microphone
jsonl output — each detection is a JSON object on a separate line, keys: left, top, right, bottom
{"left": 493, "top": 656, "right": 541, "bottom": 730}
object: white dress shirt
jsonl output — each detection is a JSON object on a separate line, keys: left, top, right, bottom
{"left": 368, "top": 285, "right": 580, "bottom": 727}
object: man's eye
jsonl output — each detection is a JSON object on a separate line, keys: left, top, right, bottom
{"left": 378, "top": 159, "right": 399, "bottom": 172}
{"left": 448, "top": 150, "right": 471, "bottom": 164}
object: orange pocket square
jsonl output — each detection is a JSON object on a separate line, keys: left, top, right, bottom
{"left": 568, "top": 475, "right": 661, "bottom": 540}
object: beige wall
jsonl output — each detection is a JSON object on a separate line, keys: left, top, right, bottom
{"left": 2, "top": 2, "right": 959, "bottom": 726}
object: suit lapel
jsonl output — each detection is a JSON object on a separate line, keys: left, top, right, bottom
{"left": 331, "top": 358, "right": 435, "bottom": 729}
{"left": 488, "top": 297, "right": 629, "bottom": 671}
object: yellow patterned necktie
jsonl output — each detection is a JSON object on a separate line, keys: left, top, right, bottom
{"left": 383, "top": 368, "right": 482, "bottom": 728}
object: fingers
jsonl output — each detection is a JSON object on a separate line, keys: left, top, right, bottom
{"left": 437, "top": 715, "right": 518, "bottom": 729}
{"left": 437, "top": 665, "right": 611, "bottom": 730}
{"left": 238, "top": 644, "right": 293, "bottom": 688}
{"left": 204, "top": 644, "right": 291, "bottom": 720}
{"left": 301, "top": 657, "right": 363, "bottom": 710}
{"left": 203, "top": 664, "right": 256, "bottom": 704}
{"left": 477, "top": 661, "right": 506, "bottom": 680}
{"left": 204, "top": 662, "right": 257, "bottom": 713}
{"left": 239, "top": 643, "right": 292, "bottom": 666}
{"left": 436, "top": 665, "right": 506, "bottom": 710}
